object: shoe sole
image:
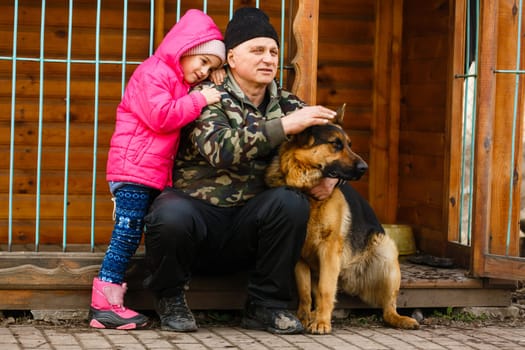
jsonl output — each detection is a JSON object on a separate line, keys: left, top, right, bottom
{"left": 89, "top": 319, "right": 145, "bottom": 330}
{"left": 89, "top": 308, "right": 148, "bottom": 330}
{"left": 159, "top": 316, "right": 198, "bottom": 332}
{"left": 160, "top": 324, "right": 198, "bottom": 332}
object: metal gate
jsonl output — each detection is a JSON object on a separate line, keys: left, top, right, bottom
{"left": 449, "top": 0, "right": 525, "bottom": 280}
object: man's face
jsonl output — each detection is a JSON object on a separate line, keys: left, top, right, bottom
{"left": 227, "top": 37, "right": 279, "bottom": 86}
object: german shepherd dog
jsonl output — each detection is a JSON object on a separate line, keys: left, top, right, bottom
{"left": 265, "top": 105, "right": 419, "bottom": 334}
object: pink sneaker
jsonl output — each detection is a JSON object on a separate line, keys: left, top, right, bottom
{"left": 89, "top": 277, "right": 148, "bottom": 330}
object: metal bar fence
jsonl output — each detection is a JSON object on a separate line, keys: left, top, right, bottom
{"left": 493, "top": 0, "right": 524, "bottom": 255}
{"left": 456, "top": 0, "right": 480, "bottom": 246}
{"left": 0, "top": 0, "right": 291, "bottom": 253}
{"left": 455, "top": 0, "right": 525, "bottom": 258}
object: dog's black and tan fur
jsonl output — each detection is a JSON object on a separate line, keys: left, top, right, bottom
{"left": 265, "top": 105, "right": 419, "bottom": 334}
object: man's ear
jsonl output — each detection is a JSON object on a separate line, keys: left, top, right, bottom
{"left": 226, "top": 49, "right": 235, "bottom": 68}
{"left": 335, "top": 103, "right": 346, "bottom": 126}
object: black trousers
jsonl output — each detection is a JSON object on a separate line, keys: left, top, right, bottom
{"left": 143, "top": 186, "right": 309, "bottom": 309}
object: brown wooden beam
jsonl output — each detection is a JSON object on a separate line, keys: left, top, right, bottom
{"left": 0, "top": 286, "right": 511, "bottom": 311}
{"left": 483, "top": 254, "right": 525, "bottom": 280}
{"left": 471, "top": 0, "right": 499, "bottom": 277}
{"left": 291, "top": 0, "right": 319, "bottom": 104}
{"left": 154, "top": 0, "right": 165, "bottom": 49}
{"left": 0, "top": 253, "right": 513, "bottom": 310}
{"left": 370, "top": 0, "right": 402, "bottom": 223}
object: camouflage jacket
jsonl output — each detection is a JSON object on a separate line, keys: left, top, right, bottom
{"left": 173, "top": 68, "right": 306, "bottom": 207}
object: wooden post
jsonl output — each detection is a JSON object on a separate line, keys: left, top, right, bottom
{"left": 370, "top": 0, "right": 403, "bottom": 223}
{"left": 470, "top": 0, "right": 498, "bottom": 277}
{"left": 291, "top": 0, "right": 319, "bottom": 104}
{"left": 154, "top": 0, "right": 165, "bottom": 49}
{"left": 486, "top": 0, "right": 522, "bottom": 257}
{"left": 446, "top": 0, "right": 467, "bottom": 246}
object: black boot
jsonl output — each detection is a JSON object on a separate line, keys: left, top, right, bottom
{"left": 156, "top": 288, "right": 197, "bottom": 332}
{"left": 241, "top": 298, "right": 304, "bottom": 334}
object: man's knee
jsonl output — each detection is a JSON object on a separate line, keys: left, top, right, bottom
{"left": 144, "top": 190, "right": 200, "bottom": 242}
{"left": 271, "top": 187, "right": 310, "bottom": 219}
{"left": 258, "top": 187, "right": 309, "bottom": 243}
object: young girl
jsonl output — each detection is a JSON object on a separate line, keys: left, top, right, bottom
{"left": 89, "top": 9, "right": 225, "bottom": 330}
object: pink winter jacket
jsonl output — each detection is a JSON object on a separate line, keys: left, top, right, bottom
{"left": 106, "top": 9, "right": 223, "bottom": 190}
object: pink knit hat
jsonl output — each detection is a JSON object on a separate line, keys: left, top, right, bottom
{"left": 183, "top": 39, "right": 225, "bottom": 64}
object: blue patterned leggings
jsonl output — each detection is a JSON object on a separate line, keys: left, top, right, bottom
{"left": 99, "top": 184, "right": 158, "bottom": 284}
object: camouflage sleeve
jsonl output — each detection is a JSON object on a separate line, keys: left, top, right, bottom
{"left": 190, "top": 104, "right": 277, "bottom": 169}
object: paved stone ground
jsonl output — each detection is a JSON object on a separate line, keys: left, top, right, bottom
{"left": 2, "top": 285, "right": 524, "bottom": 350}
{"left": 1, "top": 305, "right": 525, "bottom": 350}
{"left": 0, "top": 322, "right": 524, "bottom": 350}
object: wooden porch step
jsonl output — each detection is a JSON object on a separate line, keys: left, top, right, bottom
{"left": 0, "top": 246, "right": 515, "bottom": 311}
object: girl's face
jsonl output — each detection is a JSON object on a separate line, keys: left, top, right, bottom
{"left": 180, "top": 54, "right": 223, "bottom": 85}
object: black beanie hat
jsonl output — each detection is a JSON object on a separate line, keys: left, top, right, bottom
{"left": 224, "top": 7, "right": 280, "bottom": 51}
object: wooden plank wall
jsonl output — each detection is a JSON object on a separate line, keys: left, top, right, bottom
{"left": 316, "top": 0, "right": 376, "bottom": 198}
{"left": 397, "top": 0, "right": 451, "bottom": 256}
{"left": 318, "top": 0, "right": 453, "bottom": 256}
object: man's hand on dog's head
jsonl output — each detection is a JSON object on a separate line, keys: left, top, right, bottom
{"left": 281, "top": 106, "right": 336, "bottom": 136}
{"left": 309, "top": 177, "right": 339, "bottom": 201}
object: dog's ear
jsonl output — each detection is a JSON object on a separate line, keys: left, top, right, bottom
{"left": 335, "top": 103, "right": 346, "bottom": 126}
{"left": 292, "top": 128, "right": 315, "bottom": 147}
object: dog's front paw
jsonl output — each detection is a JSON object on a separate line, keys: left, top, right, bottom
{"left": 307, "top": 320, "right": 332, "bottom": 334}
{"left": 398, "top": 316, "right": 419, "bottom": 330}
{"left": 385, "top": 313, "right": 420, "bottom": 330}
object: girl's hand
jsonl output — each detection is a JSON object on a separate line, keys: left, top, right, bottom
{"left": 210, "top": 68, "right": 226, "bottom": 85}
{"left": 199, "top": 86, "right": 222, "bottom": 105}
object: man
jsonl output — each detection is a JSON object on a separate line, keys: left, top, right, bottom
{"left": 143, "top": 7, "right": 337, "bottom": 334}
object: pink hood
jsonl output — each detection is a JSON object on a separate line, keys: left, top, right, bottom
{"left": 106, "top": 9, "right": 223, "bottom": 190}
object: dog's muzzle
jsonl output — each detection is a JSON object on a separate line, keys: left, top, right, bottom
{"left": 324, "top": 160, "right": 368, "bottom": 181}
